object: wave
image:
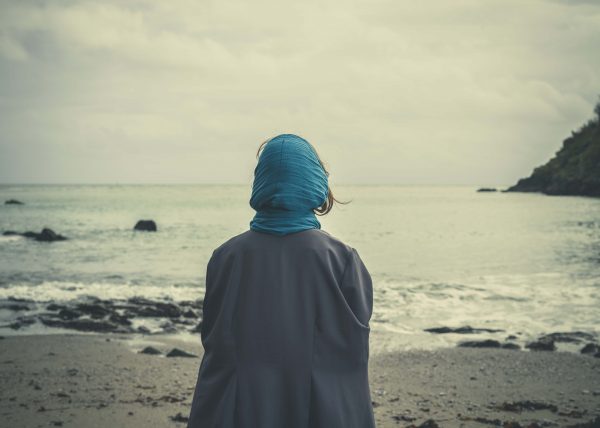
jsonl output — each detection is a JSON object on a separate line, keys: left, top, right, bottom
{"left": 0, "top": 280, "right": 203, "bottom": 303}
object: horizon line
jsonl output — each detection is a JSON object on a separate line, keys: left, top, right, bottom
{"left": 0, "top": 182, "right": 513, "bottom": 188}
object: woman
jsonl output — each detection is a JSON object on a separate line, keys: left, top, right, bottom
{"left": 187, "top": 134, "right": 376, "bottom": 428}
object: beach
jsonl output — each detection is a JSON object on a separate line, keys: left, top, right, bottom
{"left": 1, "top": 331, "right": 599, "bottom": 428}
{"left": 2, "top": 0, "right": 600, "bottom": 423}
{"left": 2, "top": 185, "right": 600, "bottom": 426}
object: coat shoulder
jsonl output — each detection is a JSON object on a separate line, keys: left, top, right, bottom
{"left": 211, "top": 229, "right": 354, "bottom": 261}
{"left": 311, "top": 229, "right": 354, "bottom": 255}
{"left": 211, "top": 230, "right": 253, "bottom": 258}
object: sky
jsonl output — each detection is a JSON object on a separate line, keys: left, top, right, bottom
{"left": 0, "top": 0, "right": 599, "bottom": 186}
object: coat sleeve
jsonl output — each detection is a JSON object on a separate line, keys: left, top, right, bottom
{"left": 200, "top": 250, "right": 217, "bottom": 346}
{"left": 339, "top": 247, "right": 373, "bottom": 328}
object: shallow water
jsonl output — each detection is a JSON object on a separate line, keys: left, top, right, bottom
{"left": 1, "top": 184, "right": 599, "bottom": 350}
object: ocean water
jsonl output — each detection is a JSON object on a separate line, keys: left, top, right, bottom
{"left": 1, "top": 184, "right": 599, "bottom": 351}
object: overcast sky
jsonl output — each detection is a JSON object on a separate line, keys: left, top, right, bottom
{"left": 0, "top": 0, "right": 599, "bottom": 185}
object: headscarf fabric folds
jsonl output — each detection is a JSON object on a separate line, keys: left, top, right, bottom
{"left": 249, "top": 134, "right": 329, "bottom": 236}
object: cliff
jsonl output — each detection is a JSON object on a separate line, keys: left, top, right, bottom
{"left": 506, "top": 100, "right": 600, "bottom": 197}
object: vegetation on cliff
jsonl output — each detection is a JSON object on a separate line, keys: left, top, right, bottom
{"left": 507, "top": 99, "right": 600, "bottom": 197}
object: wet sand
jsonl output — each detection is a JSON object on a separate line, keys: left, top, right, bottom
{"left": 0, "top": 333, "right": 599, "bottom": 428}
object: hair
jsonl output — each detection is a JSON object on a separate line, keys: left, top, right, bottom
{"left": 255, "top": 136, "right": 351, "bottom": 216}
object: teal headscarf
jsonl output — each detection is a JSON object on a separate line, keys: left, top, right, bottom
{"left": 249, "top": 134, "right": 329, "bottom": 236}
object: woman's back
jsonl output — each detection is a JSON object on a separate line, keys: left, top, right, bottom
{"left": 187, "top": 228, "right": 375, "bottom": 428}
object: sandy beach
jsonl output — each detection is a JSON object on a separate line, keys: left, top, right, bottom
{"left": 1, "top": 332, "right": 599, "bottom": 428}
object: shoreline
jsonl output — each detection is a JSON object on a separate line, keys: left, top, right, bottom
{"left": 2, "top": 295, "right": 598, "bottom": 358}
{"left": 0, "top": 334, "right": 599, "bottom": 428}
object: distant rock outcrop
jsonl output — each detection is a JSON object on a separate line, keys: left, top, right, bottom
{"left": 506, "top": 98, "right": 600, "bottom": 197}
{"left": 5, "top": 199, "right": 24, "bottom": 205}
{"left": 134, "top": 220, "right": 157, "bottom": 232}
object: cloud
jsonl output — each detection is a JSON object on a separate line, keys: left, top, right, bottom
{"left": 0, "top": 0, "right": 599, "bottom": 184}
{"left": 546, "top": 0, "right": 600, "bottom": 6}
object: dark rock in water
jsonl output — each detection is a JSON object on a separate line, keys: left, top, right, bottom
{"left": 134, "top": 220, "right": 157, "bottom": 232}
{"left": 425, "top": 325, "right": 504, "bottom": 334}
{"left": 567, "top": 416, "right": 600, "bottom": 428}
{"left": 124, "top": 297, "right": 182, "bottom": 318}
{"left": 5, "top": 199, "right": 24, "bottom": 205}
{"left": 57, "top": 309, "right": 82, "bottom": 320}
{"left": 154, "top": 302, "right": 181, "bottom": 317}
{"left": 14, "top": 297, "right": 206, "bottom": 335}
{"left": 8, "top": 228, "right": 68, "bottom": 242}
{"left": 166, "top": 348, "right": 198, "bottom": 358}
{"left": 179, "top": 299, "right": 204, "bottom": 310}
{"left": 108, "top": 313, "right": 132, "bottom": 326}
{"left": 172, "top": 318, "right": 196, "bottom": 326}
{"left": 0, "top": 303, "right": 30, "bottom": 311}
{"left": 506, "top": 334, "right": 518, "bottom": 340}
{"left": 537, "top": 331, "right": 596, "bottom": 343}
{"left": 139, "top": 346, "right": 162, "bottom": 355}
{"left": 129, "top": 302, "right": 181, "bottom": 318}
{"left": 7, "top": 297, "right": 34, "bottom": 303}
{"left": 183, "top": 309, "right": 198, "bottom": 318}
{"left": 39, "top": 317, "right": 127, "bottom": 333}
{"left": 525, "top": 331, "right": 595, "bottom": 352}
{"left": 506, "top": 99, "right": 600, "bottom": 198}
{"left": 501, "top": 343, "right": 521, "bottom": 350}
{"left": 190, "top": 321, "right": 202, "bottom": 333}
{"left": 75, "top": 303, "right": 110, "bottom": 319}
{"left": 458, "top": 339, "right": 501, "bottom": 348}
{"left": 35, "top": 228, "right": 67, "bottom": 242}
{"left": 477, "top": 187, "right": 497, "bottom": 192}
{"left": 559, "top": 409, "right": 588, "bottom": 419}
{"left": 128, "top": 306, "right": 158, "bottom": 318}
{"left": 160, "top": 321, "right": 178, "bottom": 333}
{"left": 9, "top": 316, "right": 37, "bottom": 330}
{"left": 170, "top": 413, "right": 189, "bottom": 423}
{"left": 127, "top": 296, "right": 156, "bottom": 306}
{"left": 526, "top": 337, "right": 556, "bottom": 351}
{"left": 581, "top": 343, "right": 599, "bottom": 355}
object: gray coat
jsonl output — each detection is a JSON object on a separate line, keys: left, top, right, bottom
{"left": 187, "top": 228, "right": 375, "bottom": 428}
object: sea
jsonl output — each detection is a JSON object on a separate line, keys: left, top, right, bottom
{"left": 1, "top": 184, "right": 599, "bottom": 352}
